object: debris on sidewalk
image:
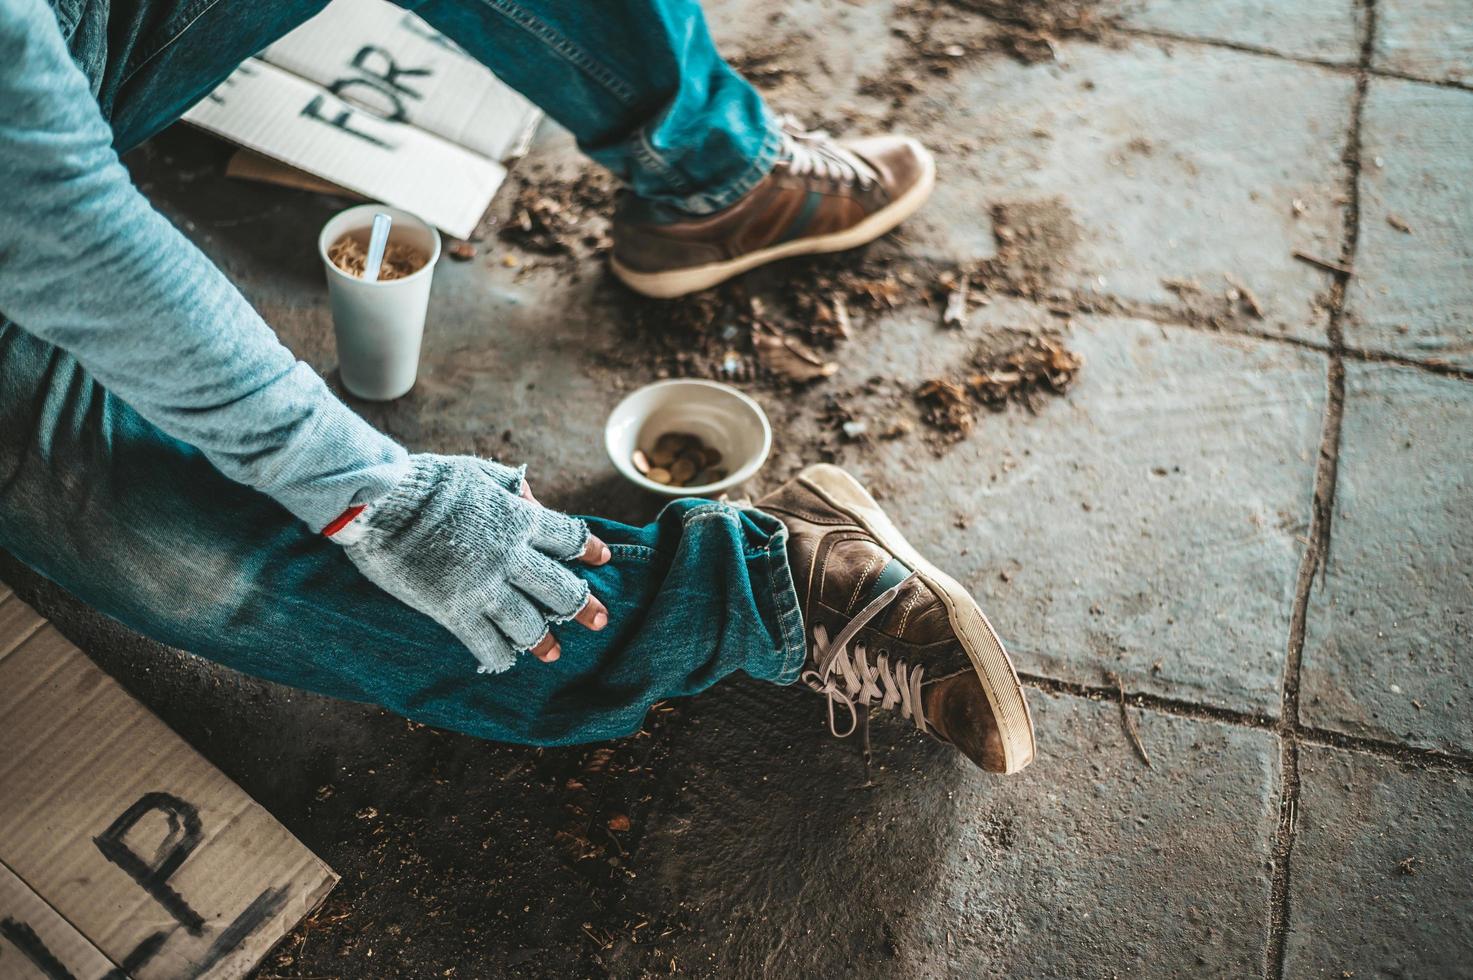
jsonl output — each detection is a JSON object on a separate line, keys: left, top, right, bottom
{"left": 942, "top": 275, "right": 971, "bottom": 328}
{"left": 755, "top": 327, "right": 839, "bottom": 382}
{"left": 1161, "top": 273, "right": 1269, "bottom": 325}
{"left": 1161, "top": 277, "right": 1203, "bottom": 299}
{"left": 1292, "top": 249, "right": 1354, "bottom": 277}
{"left": 726, "top": 36, "right": 808, "bottom": 89}
{"left": 958, "top": 0, "right": 1115, "bottom": 63}
{"left": 611, "top": 256, "right": 911, "bottom": 385}
{"left": 974, "top": 334, "right": 1083, "bottom": 402}
{"left": 1386, "top": 213, "right": 1413, "bottom": 234}
{"left": 499, "top": 170, "right": 616, "bottom": 257}
{"left": 975, "top": 198, "right": 1080, "bottom": 300}
{"left": 830, "top": 293, "right": 855, "bottom": 339}
{"left": 839, "top": 270, "right": 908, "bottom": 311}
{"left": 917, "top": 335, "right": 1083, "bottom": 438}
{"left": 1106, "top": 671, "right": 1152, "bottom": 768}
{"left": 1224, "top": 274, "right": 1265, "bottom": 319}
{"left": 853, "top": 0, "right": 1122, "bottom": 124}
{"left": 882, "top": 0, "right": 1119, "bottom": 76}
{"left": 917, "top": 378, "right": 976, "bottom": 435}
{"left": 591, "top": 184, "right": 1093, "bottom": 469}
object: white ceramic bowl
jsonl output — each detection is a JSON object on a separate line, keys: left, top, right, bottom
{"left": 605, "top": 380, "right": 772, "bottom": 497}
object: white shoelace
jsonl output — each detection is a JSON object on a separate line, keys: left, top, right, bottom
{"left": 801, "top": 573, "right": 929, "bottom": 741}
{"left": 777, "top": 116, "right": 878, "bottom": 191}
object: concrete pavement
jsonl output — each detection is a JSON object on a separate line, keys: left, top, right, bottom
{"left": 3, "top": 0, "right": 1469, "bottom": 975}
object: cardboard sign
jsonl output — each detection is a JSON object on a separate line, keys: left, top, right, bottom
{"left": 184, "top": 0, "right": 540, "bottom": 238}
{"left": 0, "top": 585, "right": 337, "bottom": 979}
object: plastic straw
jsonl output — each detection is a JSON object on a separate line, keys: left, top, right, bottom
{"left": 363, "top": 212, "right": 393, "bottom": 283}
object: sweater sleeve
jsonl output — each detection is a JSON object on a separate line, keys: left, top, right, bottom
{"left": 0, "top": 0, "right": 411, "bottom": 531}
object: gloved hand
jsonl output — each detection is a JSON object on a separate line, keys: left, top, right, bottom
{"left": 333, "top": 453, "right": 609, "bottom": 673}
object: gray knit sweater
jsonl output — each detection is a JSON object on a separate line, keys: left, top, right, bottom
{"left": 0, "top": 0, "right": 409, "bottom": 531}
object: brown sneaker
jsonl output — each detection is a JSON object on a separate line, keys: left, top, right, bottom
{"left": 610, "top": 119, "right": 936, "bottom": 298}
{"left": 756, "top": 464, "right": 1036, "bottom": 775}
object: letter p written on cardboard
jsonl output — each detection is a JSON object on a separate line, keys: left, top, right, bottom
{"left": 0, "top": 585, "right": 337, "bottom": 979}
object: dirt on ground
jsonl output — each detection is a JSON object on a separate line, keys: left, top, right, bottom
{"left": 471, "top": 0, "right": 1154, "bottom": 471}
{"left": 917, "top": 335, "right": 1084, "bottom": 441}
{"left": 497, "top": 169, "right": 618, "bottom": 258}
{"left": 725, "top": 29, "right": 814, "bottom": 88}
{"left": 485, "top": 152, "right": 1091, "bottom": 470}
{"left": 604, "top": 195, "right": 1080, "bottom": 366}
{"left": 946, "top": 0, "right": 1117, "bottom": 61}
{"left": 254, "top": 702, "right": 691, "bottom": 979}
{"left": 859, "top": 0, "right": 1121, "bottom": 119}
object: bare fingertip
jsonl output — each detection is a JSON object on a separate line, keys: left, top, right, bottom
{"left": 593, "top": 611, "right": 608, "bottom": 629}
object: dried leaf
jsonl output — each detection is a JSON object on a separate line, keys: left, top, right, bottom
{"left": 918, "top": 335, "right": 1082, "bottom": 435}
{"left": 755, "top": 331, "right": 838, "bottom": 381}
{"left": 916, "top": 378, "right": 974, "bottom": 435}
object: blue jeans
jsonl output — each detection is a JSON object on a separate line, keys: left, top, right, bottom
{"left": 0, "top": 0, "right": 805, "bottom": 745}
{"left": 70, "top": 0, "right": 784, "bottom": 213}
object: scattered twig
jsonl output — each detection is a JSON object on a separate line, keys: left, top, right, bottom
{"left": 1161, "top": 276, "right": 1202, "bottom": 297}
{"left": 831, "top": 292, "right": 854, "bottom": 339}
{"left": 1106, "top": 671, "right": 1152, "bottom": 768}
{"left": 943, "top": 276, "right": 970, "bottom": 328}
{"left": 1224, "top": 273, "right": 1265, "bottom": 319}
{"left": 581, "top": 923, "right": 614, "bottom": 949}
{"left": 1293, "top": 249, "right": 1354, "bottom": 276}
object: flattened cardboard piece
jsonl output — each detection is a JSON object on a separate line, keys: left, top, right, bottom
{"left": 184, "top": 0, "right": 539, "bottom": 238}
{"left": 0, "top": 862, "right": 116, "bottom": 979}
{"left": 185, "top": 59, "right": 504, "bottom": 239}
{"left": 0, "top": 586, "right": 337, "bottom": 979}
{"left": 225, "top": 149, "right": 362, "bottom": 198}
{"left": 260, "top": 0, "right": 540, "bottom": 162}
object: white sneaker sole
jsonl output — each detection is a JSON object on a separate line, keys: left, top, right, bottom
{"left": 794, "top": 464, "right": 1037, "bottom": 774}
{"left": 610, "top": 141, "right": 937, "bottom": 299}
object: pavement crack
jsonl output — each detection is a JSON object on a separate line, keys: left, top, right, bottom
{"left": 1019, "top": 672, "right": 1277, "bottom": 731}
{"left": 1265, "top": 2, "right": 1376, "bottom": 975}
{"left": 1112, "top": 24, "right": 1473, "bottom": 95}
{"left": 1298, "top": 726, "right": 1473, "bottom": 776}
{"left": 1339, "top": 345, "right": 1473, "bottom": 382}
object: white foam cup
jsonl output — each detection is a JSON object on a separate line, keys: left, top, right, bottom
{"left": 318, "top": 204, "right": 442, "bottom": 401}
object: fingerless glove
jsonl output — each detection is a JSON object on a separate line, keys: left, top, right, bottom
{"left": 334, "top": 454, "right": 592, "bottom": 673}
